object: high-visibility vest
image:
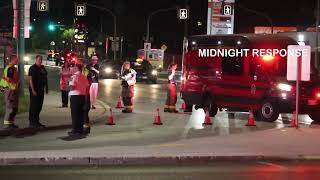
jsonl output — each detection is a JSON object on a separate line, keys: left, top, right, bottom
{"left": 0, "top": 64, "right": 18, "bottom": 90}
{"left": 82, "top": 67, "right": 90, "bottom": 77}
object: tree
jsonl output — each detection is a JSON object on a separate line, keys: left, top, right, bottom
{"left": 61, "top": 28, "right": 75, "bottom": 41}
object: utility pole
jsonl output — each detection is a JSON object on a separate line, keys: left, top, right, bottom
{"left": 316, "top": 0, "right": 319, "bottom": 69}
{"left": 239, "top": 4, "right": 273, "bottom": 34}
{"left": 184, "top": 0, "right": 189, "bottom": 38}
{"left": 17, "top": 0, "right": 25, "bottom": 96}
{"left": 86, "top": 3, "right": 117, "bottom": 61}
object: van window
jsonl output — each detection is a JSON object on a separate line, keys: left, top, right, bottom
{"left": 221, "top": 56, "right": 243, "bottom": 75}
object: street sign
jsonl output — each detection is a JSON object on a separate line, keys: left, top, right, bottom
{"left": 50, "top": 41, "right": 55, "bottom": 46}
{"left": 161, "top": 44, "right": 167, "bottom": 51}
{"left": 75, "top": 4, "right": 86, "bottom": 16}
{"left": 111, "top": 41, "right": 119, "bottom": 52}
{"left": 287, "top": 45, "right": 311, "bottom": 81}
{"left": 144, "top": 43, "right": 151, "bottom": 51}
{"left": 178, "top": 9, "right": 189, "bottom": 20}
{"left": 37, "top": 0, "right": 49, "bottom": 12}
{"left": 13, "top": 0, "right": 31, "bottom": 38}
{"left": 207, "top": 0, "right": 235, "bottom": 35}
{"left": 223, "top": 5, "right": 232, "bottom": 15}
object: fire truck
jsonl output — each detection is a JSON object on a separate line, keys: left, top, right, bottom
{"left": 180, "top": 34, "right": 320, "bottom": 122}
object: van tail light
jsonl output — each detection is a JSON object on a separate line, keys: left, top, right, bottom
{"left": 262, "top": 55, "right": 274, "bottom": 62}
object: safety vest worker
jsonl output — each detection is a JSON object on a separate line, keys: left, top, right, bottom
{"left": 164, "top": 63, "right": 178, "bottom": 113}
{"left": 0, "top": 55, "right": 19, "bottom": 130}
{"left": 120, "top": 61, "right": 136, "bottom": 113}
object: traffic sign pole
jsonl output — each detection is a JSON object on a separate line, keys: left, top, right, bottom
{"left": 295, "top": 54, "right": 302, "bottom": 129}
{"left": 17, "top": 0, "right": 25, "bottom": 96}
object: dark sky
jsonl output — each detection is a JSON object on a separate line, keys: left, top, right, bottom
{"left": 0, "top": 0, "right": 317, "bottom": 54}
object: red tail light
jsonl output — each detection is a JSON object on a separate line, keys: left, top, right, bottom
{"left": 316, "top": 93, "right": 320, "bottom": 99}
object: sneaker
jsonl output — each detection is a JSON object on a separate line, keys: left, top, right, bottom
{"left": 164, "top": 108, "right": 169, "bottom": 112}
{"left": 37, "top": 123, "right": 46, "bottom": 128}
{"left": 68, "top": 131, "right": 85, "bottom": 137}
{"left": 122, "top": 109, "right": 133, "bottom": 113}
{"left": 83, "top": 127, "right": 91, "bottom": 134}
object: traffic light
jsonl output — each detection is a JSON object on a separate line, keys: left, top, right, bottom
{"left": 48, "top": 24, "right": 55, "bottom": 31}
{"left": 28, "top": 25, "right": 33, "bottom": 31}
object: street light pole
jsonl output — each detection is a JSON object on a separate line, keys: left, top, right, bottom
{"left": 146, "top": 7, "right": 176, "bottom": 42}
{"left": 86, "top": 3, "right": 117, "bottom": 61}
{"left": 239, "top": 4, "right": 274, "bottom": 34}
{"left": 316, "top": 0, "right": 319, "bottom": 69}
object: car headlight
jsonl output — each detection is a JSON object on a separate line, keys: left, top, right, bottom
{"left": 277, "top": 83, "right": 292, "bottom": 92}
{"left": 24, "top": 56, "right": 30, "bottom": 62}
{"left": 105, "top": 67, "right": 112, "bottom": 73}
{"left": 152, "top": 70, "right": 157, "bottom": 75}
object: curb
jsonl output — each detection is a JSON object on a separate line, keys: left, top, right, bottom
{"left": 0, "top": 155, "right": 319, "bottom": 166}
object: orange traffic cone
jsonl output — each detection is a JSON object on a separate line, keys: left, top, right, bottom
{"left": 106, "top": 108, "right": 115, "bottom": 125}
{"left": 153, "top": 108, "right": 163, "bottom": 125}
{"left": 180, "top": 101, "right": 186, "bottom": 110}
{"left": 246, "top": 110, "right": 256, "bottom": 126}
{"left": 290, "top": 111, "right": 297, "bottom": 127}
{"left": 116, "top": 96, "right": 123, "bottom": 108}
{"left": 203, "top": 108, "right": 213, "bottom": 125}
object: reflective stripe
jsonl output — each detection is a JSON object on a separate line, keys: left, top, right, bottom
{"left": 3, "top": 120, "right": 13, "bottom": 125}
{"left": 84, "top": 123, "right": 91, "bottom": 128}
{"left": 82, "top": 67, "right": 90, "bottom": 77}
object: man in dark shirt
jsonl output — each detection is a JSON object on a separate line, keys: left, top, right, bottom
{"left": 28, "top": 55, "right": 48, "bottom": 128}
{"left": 88, "top": 55, "right": 100, "bottom": 109}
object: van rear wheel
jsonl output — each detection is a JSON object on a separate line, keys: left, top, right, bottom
{"left": 256, "top": 99, "right": 280, "bottom": 122}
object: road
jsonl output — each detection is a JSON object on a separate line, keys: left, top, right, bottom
{"left": 0, "top": 66, "right": 317, "bottom": 152}
{"left": 1, "top": 161, "right": 320, "bottom": 180}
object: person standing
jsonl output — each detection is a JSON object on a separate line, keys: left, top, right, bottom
{"left": 88, "top": 55, "right": 100, "bottom": 109}
{"left": 59, "top": 62, "right": 71, "bottom": 107}
{"left": 0, "top": 55, "right": 19, "bottom": 130}
{"left": 120, "top": 61, "right": 136, "bottom": 113}
{"left": 164, "top": 63, "right": 178, "bottom": 113}
{"left": 28, "top": 55, "right": 48, "bottom": 128}
{"left": 82, "top": 64, "right": 92, "bottom": 134}
{"left": 68, "top": 60, "right": 89, "bottom": 136}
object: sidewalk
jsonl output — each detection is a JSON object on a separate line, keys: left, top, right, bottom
{"left": 0, "top": 91, "right": 108, "bottom": 134}
{"left": 0, "top": 126, "right": 319, "bottom": 165}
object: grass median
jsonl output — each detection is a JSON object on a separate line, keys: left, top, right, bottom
{"left": 0, "top": 93, "right": 30, "bottom": 118}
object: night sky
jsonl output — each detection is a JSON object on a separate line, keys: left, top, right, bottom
{"left": 0, "top": 0, "right": 317, "bottom": 55}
